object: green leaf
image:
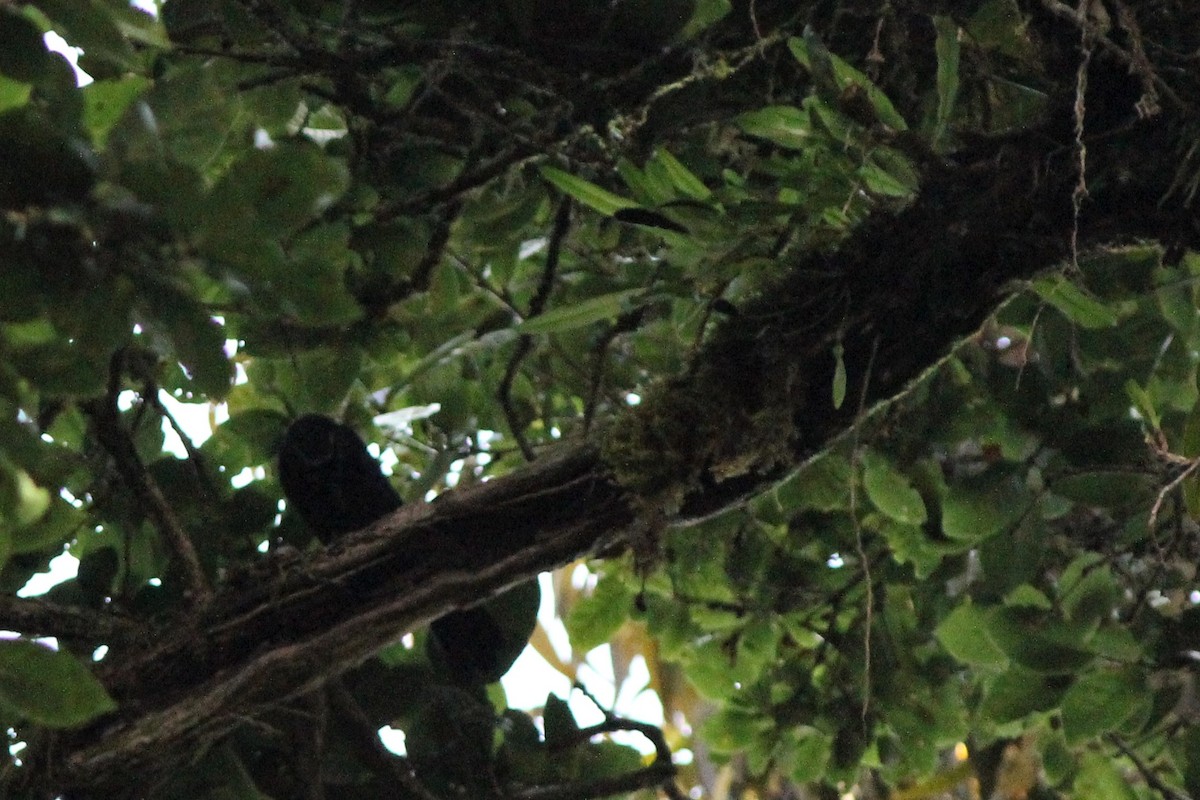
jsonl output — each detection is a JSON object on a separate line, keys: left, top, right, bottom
{"left": 1074, "top": 752, "right": 1139, "bottom": 800}
{"left": 1032, "top": 274, "right": 1119, "bottom": 328}
{"left": 105, "top": 1, "right": 171, "bottom": 50}
{"left": 935, "top": 603, "right": 1008, "bottom": 667}
{"left": 266, "top": 225, "right": 363, "bottom": 326}
{"left": 566, "top": 571, "right": 635, "bottom": 652}
{"left": 7, "top": 341, "right": 107, "bottom": 397}
{"left": 243, "top": 347, "right": 363, "bottom": 414}
{"left": 0, "top": 639, "right": 116, "bottom": 727}
{"left": 539, "top": 167, "right": 637, "bottom": 216}
{"left": 641, "top": 593, "right": 702, "bottom": 660}
{"left": 787, "top": 727, "right": 832, "bottom": 784}
{"left": 0, "top": 108, "right": 95, "bottom": 208}
{"left": 617, "top": 157, "right": 675, "bottom": 205}
{"left": 1003, "top": 585, "right": 1052, "bottom": 610}
{"left": 736, "top": 106, "right": 811, "bottom": 149}
{"left": 831, "top": 344, "right": 847, "bottom": 409}
{"left": 787, "top": 37, "right": 908, "bottom": 131}
{"left": 0, "top": 75, "right": 32, "bottom": 115}
{"left": 204, "top": 142, "right": 350, "bottom": 243}
{"left": 940, "top": 475, "right": 1030, "bottom": 543}
{"left": 6, "top": 487, "right": 82, "bottom": 559}
{"left": 766, "top": 452, "right": 853, "bottom": 516}
{"left": 142, "top": 292, "right": 233, "bottom": 400}
{"left": 701, "top": 708, "right": 760, "bottom": 754}
{"left": 681, "top": 0, "right": 731, "bottom": 39}
{"left": 858, "top": 160, "right": 914, "bottom": 198}
{"left": 1061, "top": 668, "right": 1146, "bottom": 743}
{"left": 932, "top": 16, "right": 960, "bottom": 149}
{"left": 516, "top": 289, "right": 645, "bottom": 334}
{"left": 878, "top": 518, "right": 946, "bottom": 578}
{"left": 1156, "top": 275, "right": 1200, "bottom": 336}
{"left": 542, "top": 694, "right": 578, "bottom": 748}
{"left": 862, "top": 453, "right": 927, "bottom": 525}
{"left": 979, "top": 666, "right": 1066, "bottom": 723}
{"left": 685, "top": 639, "right": 740, "bottom": 699}
{"left": 1125, "top": 379, "right": 1161, "bottom": 431}
{"left": 577, "top": 739, "right": 645, "bottom": 781}
{"left": 9, "top": 469, "right": 50, "bottom": 527}
{"left": 473, "top": 580, "right": 541, "bottom": 682}
{"left": 734, "top": 617, "right": 777, "bottom": 684}
{"left": 981, "top": 607, "right": 1094, "bottom": 674}
{"left": 31, "top": 0, "right": 138, "bottom": 73}
{"left": 1059, "top": 562, "right": 1118, "bottom": 628}
{"left": 806, "top": 96, "right": 859, "bottom": 143}
{"left": 83, "top": 76, "right": 149, "bottom": 147}
{"left": 0, "top": 9, "right": 56, "bottom": 84}
{"left": 1051, "top": 471, "right": 1154, "bottom": 514}
{"left": 967, "top": 0, "right": 1035, "bottom": 60}
{"left": 665, "top": 511, "right": 739, "bottom": 600}
{"left": 106, "top": 62, "right": 240, "bottom": 171}
{"left": 652, "top": 148, "right": 711, "bottom": 201}
{"left": 1087, "top": 626, "right": 1142, "bottom": 662}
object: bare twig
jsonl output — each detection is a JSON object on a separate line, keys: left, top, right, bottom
{"left": 499, "top": 337, "right": 538, "bottom": 462}
{"left": 326, "top": 680, "right": 442, "bottom": 800}
{"left": 83, "top": 356, "right": 212, "bottom": 607}
{"left": 151, "top": 389, "right": 218, "bottom": 498}
{"left": 500, "top": 197, "right": 572, "bottom": 461}
{"left": 1147, "top": 456, "right": 1200, "bottom": 530}
{"left": 1106, "top": 734, "right": 1192, "bottom": 800}
{"left": 379, "top": 147, "right": 540, "bottom": 220}
{"left": 848, "top": 336, "right": 880, "bottom": 726}
{"left": 409, "top": 200, "right": 462, "bottom": 293}
{"left": 583, "top": 309, "right": 645, "bottom": 434}
{"left": 530, "top": 198, "right": 572, "bottom": 318}
{"left": 517, "top": 702, "right": 681, "bottom": 800}
{"left": 1038, "top": 0, "right": 1183, "bottom": 109}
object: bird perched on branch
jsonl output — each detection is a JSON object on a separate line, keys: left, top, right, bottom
{"left": 278, "top": 414, "right": 403, "bottom": 542}
{"left": 277, "top": 414, "right": 538, "bottom": 684}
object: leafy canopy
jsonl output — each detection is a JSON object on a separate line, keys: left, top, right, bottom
{"left": 1, "top": 1, "right": 1199, "bottom": 799}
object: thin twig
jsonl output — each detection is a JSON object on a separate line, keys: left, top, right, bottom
{"left": 583, "top": 308, "right": 644, "bottom": 434}
{"left": 326, "top": 680, "right": 442, "bottom": 800}
{"left": 500, "top": 198, "right": 572, "bottom": 461}
{"left": 151, "top": 389, "right": 218, "bottom": 498}
{"left": 83, "top": 356, "right": 212, "bottom": 607}
{"left": 514, "top": 687, "right": 681, "bottom": 800}
{"left": 1148, "top": 456, "right": 1200, "bottom": 530}
{"left": 1106, "top": 734, "right": 1192, "bottom": 800}
{"left": 379, "top": 147, "right": 540, "bottom": 220}
{"left": 499, "top": 337, "right": 538, "bottom": 462}
{"left": 1038, "top": 0, "right": 1183, "bottom": 109}
{"left": 849, "top": 336, "right": 880, "bottom": 726}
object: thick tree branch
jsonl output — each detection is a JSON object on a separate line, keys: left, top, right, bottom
{"left": 0, "top": 595, "right": 144, "bottom": 645}
{"left": 29, "top": 447, "right": 626, "bottom": 793}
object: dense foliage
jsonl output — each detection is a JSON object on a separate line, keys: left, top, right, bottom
{"left": 0, "top": 0, "right": 1199, "bottom": 798}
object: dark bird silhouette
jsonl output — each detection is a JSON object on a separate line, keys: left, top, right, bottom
{"left": 278, "top": 414, "right": 403, "bottom": 542}
{"left": 277, "top": 414, "right": 536, "bottom": 683}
